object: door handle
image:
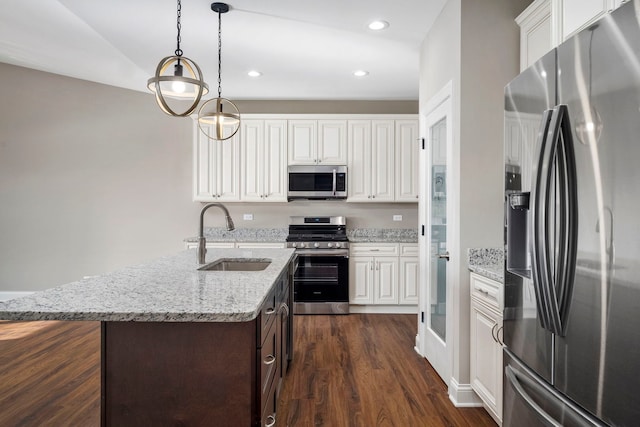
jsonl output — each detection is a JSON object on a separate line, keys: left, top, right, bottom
{"left": 438, "top": 251, "right": 450, "bottom": 261}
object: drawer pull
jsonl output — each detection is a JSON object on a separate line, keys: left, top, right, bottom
{"left": 263, "top": 354, "right": 276, "bottom": 366}
{"left": 478, "top": 288, "right": 490, "bottom": 295}
{"left": 265, "top": 414, "right": 276, "bottom": 427}
{"left": 265, "top": 308, "right": 276, "bottom": 315}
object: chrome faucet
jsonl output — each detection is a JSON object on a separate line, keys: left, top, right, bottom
{"left": 198, "top": 203, "right": 235, "bottom": 264}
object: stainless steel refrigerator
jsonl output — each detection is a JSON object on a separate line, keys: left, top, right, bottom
{"left": 503, "top": 2, "right": 640, "bottom": 426}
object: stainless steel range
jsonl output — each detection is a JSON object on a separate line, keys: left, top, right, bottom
{"left": 286, "top": 216, "right": 349, "bottom": 314}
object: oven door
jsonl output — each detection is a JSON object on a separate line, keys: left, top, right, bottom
{"left": 293, "top": 249, "right": 349, "bottom": 302}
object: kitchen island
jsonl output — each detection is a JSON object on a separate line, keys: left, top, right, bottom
{"left": 0, "top": 248, "right": 296, "bottom": 427}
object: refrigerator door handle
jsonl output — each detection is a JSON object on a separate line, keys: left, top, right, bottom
{"left": 531, "top": 108, "right": 555, "bottom": 332}
{"left": 540, "top": 104, "right": 578, "bottom": 336}
{"left": 505, "top": 365, "right": 563, "bottom": 427}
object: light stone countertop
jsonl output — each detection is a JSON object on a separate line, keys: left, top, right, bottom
{"left": 347, "top": 228, "right": 418, "bottom": 243}
{"left": 0, "top": 248, "right": 295, "bottom": 323}
{"left": 184, "top": 227, "right": 419, "bottom": 244}
{"left": 468, "top": 248, "right": 504, "bottom": 283}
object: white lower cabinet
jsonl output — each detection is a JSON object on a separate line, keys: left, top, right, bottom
{"left": 349, "top": 243, "right": 418, "bottom": 307}
{"left": 399, "top": 244, "right": 419, "bottom": 305}
{"left": 469, "top": 272, "right": 503, "bottom": 425}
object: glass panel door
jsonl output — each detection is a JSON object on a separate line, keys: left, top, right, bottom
{"left": 429, "top": 118, "right": 448, "bottom": 343}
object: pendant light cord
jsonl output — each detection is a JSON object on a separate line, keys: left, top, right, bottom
{"left": 175, "top": 0, "right": 183, "bottom": 57}
{"left": 217, "top": 9, "right": 223, "bottom": 98}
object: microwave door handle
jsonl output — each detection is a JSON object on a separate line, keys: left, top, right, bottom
{"left": 332, "top": 168, "right": 337, "bottom": 196}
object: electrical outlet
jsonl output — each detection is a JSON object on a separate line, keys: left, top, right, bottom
{"left": 393, "top": 215, "right": 403, "bottom": 221}
{"left": 243, "top": 214, "right": 254, "bottom": 221}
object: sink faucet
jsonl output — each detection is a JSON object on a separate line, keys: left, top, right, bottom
{"left": 198, "top": 203, "right": 235, "bottom": 264}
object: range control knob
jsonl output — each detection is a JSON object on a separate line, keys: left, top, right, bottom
{"left": 314, "top": 242, "right": 320, "bottom": 248}
{"left": 334, "top": 242, "right": 342, "bottom": 248}
{"left": 299, "top": 242, "right": 306, "bottom": 248}
{"left": 327, "top": 242, "right": 334, "bottom": 248}
{"left": 291, "top": 243, "right": 298, "bottom": 248}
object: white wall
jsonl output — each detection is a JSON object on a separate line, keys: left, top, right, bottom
{"left": 419, "top": 0, "right": 530, "bottom": 404}
{"left": 0, "top": 62, "right": 418, "bottom": 292}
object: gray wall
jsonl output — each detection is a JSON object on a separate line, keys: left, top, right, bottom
{"left": 0, "top": 62, "right": 418, "bottom": 292}
{"left": 419, "top": 0, "right": 529, "bottom": 400}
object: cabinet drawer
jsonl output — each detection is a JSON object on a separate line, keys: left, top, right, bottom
{"left": 400, "top": 243, "right": 419, "bottom": 256}
{"left": 259, "top": 319, "right": 278, "bottom": 414}
{"left": 350, "top": 243, "right": 399, "bottom": 256}
{"left": 258, "top": 288, "right": 278, "bottom": 347}
{"left": 260, "top": 375, "right": 277, "bottom": 427}
{"left": 470, "top": 273, "right": 502, "bottom": 311}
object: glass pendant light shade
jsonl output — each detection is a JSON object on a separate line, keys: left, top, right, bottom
{"left": 198, "top": 97, "right": 241, "bottom": 140}
{"left": 147, "top": 56, "right": 208, "bottom": 116}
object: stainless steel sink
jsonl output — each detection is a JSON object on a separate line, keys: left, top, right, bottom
{"left": 198, "top": 258, "right": 271, "bottom": 271}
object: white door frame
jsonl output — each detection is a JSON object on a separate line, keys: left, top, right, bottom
{"left": 417, "top": 81, "right": 456, "bottom": 388}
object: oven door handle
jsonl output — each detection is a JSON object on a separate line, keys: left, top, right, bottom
{"left": 295, "top": 249, "right": 349, "bottom": 257}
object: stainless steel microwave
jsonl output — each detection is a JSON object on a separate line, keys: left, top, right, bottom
{"left": 287, "top": 165, "right": 347, "bottom": 200}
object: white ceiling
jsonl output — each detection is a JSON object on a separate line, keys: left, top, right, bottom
{"left": 0, "top": 0, "right": 447, "bottom": 100}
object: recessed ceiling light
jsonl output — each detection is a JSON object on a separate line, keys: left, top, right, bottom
{"left": 353, "top": 70, "right": 369, "bottom": 77}
{"left": 368, "top": 20, "right": 389, "bottom": 31}
{"left": 247, "top": 70, "right": 262, "bottom": 77}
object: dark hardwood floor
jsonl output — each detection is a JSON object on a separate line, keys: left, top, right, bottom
{"left": 278, "top": 314, "right": 496, "bottom": 427}
{"left": 0, "top": 320, "right": 101, "bottom": 427}
{"left": 0, "top": 315, "right": 495, "bottom": 427}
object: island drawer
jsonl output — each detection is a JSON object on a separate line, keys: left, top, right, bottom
{"left": 259, "top": 288, "right": 278, "bottom": 347}
{"left": 259, "top": 318, "right": 278, "bottom": 414}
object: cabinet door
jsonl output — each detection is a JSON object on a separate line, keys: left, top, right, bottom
{"left": 241, "top": 120, "right": 265, "bottom": 202}
{"left": 263, "top": 120, "right": 288, "bottom": 201}
{"left": 215, "top": 128, "right": 241, "bottom": 201}
{"left": 347, "top": 120, "right": 372, "bottom": 202}
{"left": 193, "top": 122, "right": 240, "bottom": 201}
{"left": 470, "top": 299, "right": 503, "bottom": 423}
{"left": 374, "top": 257, "right": 398, "bottom": 304}
{"left": 371, "top": 120, "right": 395, "bottom": 201}
{"left": 317, "top": 120, "right": 347, "bottom": 164}
{"left": 516, "top": 0, "right": 553, "bottom": 71}
{"left": 193, "top": 122, "right": 217, "bottom": 201}
{"left": 399, "top": 256, "right": 419, "bottom": 305}
{"left": 349, "top": 256, "right": 373, "bottom": 304}
{"left": 395, "top": 120, "right": 419, "bottom": 202}
{"left": 288, "top": 120, "right": 317, "bottom": 164}
{"left": 561, "top": 0, "right": 616, "bottom": 40}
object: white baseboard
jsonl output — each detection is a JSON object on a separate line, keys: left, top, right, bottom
{"left": 0, "top": 291, "right": 34, "bottom": 302}
{"left": 449, "top": 378, "right": 484, "bottom": 407}
{"left": 349, "top": 305, "right": 419, "bottom": 314}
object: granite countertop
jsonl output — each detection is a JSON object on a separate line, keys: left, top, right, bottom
{"left": 184, "top": 227, "right": 288, "bottom": 243}
{"left": 185, "top": 227, "right": 419, "bottom": 244}
{"left": 347, "top": 228, "right": 418, "bottom": 243}
{"left": 0, "top": 248, "right": 295, "bottom": 323}
{"left": 468, "top": 248, "right": 504, "bottom": 283}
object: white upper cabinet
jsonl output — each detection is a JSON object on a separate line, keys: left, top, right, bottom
{"left": 288, "top": 120, "right": 347, "bottom": 165}
{"left": 347, "top": 120, "right": 395, "bottom": 202}
{"left": 193, "top": 121, "right": 241, "bottom": 202}
{"left": 516, "top": 0, "right": 628, "bottom": 71}
{"left": 559, "top": 0, "right": 621, "bottom": 40}
{"left": 395, "top": 120, "right": 419, "bottom": 202}
{"left": 241, "top": 120, "right": 287, "bottom": 202}
{"left": 516, "top": 0, "right": 554, "bottom": 71}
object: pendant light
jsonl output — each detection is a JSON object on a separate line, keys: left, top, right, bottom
{"left": 147, "top": 0, "right": 208, "bottom": 117}
{"left": 198, "top": 2, "right": 241, "bottom": 141}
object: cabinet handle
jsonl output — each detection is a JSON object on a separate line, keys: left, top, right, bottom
{"left": 370, "top": 262, "right": 373, "bottom": 271}
{"left": 280, "top": 302, "right": 290, "bottom": 316}
{"left": 368, "top": 195, "right": 372, "bottom": 199}
{"left": 491, "top": 323, "right": 498, "bottom": 343}
{"left": 265, "top": 414, "right": 276, "bottom": 427}
{"left": 372, "top": 195, "right": 375, "bottom": 199}
{"left": 370, "top": 249, "right": 380, "bottom": 252}
{"left": 477, "top": 288, "right": 489, "bottom": 296}
{"left": 263, "top": 354, "right": 276, "bottom": 366}
{"left": 497, "top": 325, "right": 504, "bottom": 346}
{"left": 265, "top": 308, "right": 276, "bottom": 315}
